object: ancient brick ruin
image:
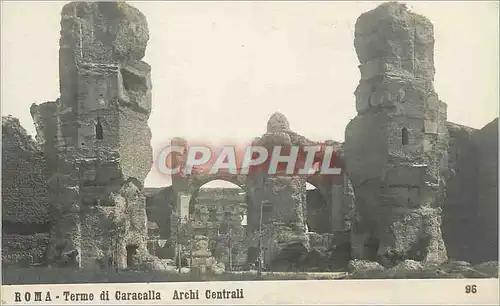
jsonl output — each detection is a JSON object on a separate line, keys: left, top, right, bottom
{"left": 2, "top": 1, "right": 498, "bottom": 275}
{"left": 345, "top": 2, "right": 450, "bottom": 266}
{"left": 6, "top": 1, "right": 153, "bottom": 269}
{"left": 2, "top": 116, "right": 50, "bottom": 266}
{"left": 165, "top": 111, "right": 353, "bottom": 271}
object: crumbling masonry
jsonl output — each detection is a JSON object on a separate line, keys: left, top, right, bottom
{"left": 29, "top": 1, "right": 153, "bottom": 269}
{"left": 345, "top": 2, "right": 449, "bottom": 265}
{"left": 2, "top": 116, "right": 50, "bottom": 266}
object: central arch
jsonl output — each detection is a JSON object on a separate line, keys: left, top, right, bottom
{"left": 189, "top": 179, "right": 250, "bottom": 271}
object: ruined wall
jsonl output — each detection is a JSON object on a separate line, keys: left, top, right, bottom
{"left": 345, "top": 2, "right": 448, "bottom": 266}
{"left": 30, "top": 1, "right": 153, "bottom": 269}
{"left": 2, "top": 116, "right": 50, "bottom": 225}
{"left": 242, "top": 113, "right": 351, "bottom": 270}
{"left": 440, "top": 119, "right": 498, "bottom": 264}
{"left": 117, "top": 60, "right": 153, "bottom": 183}
{"left": 442, "top": 122, "right": 479, "bottom": 262}
{"left": 260, "top": 175, "right": 310, "bottom": 270}
{"left": 471, "top": 118, "right": 498, "bottom": 263}
{"left": 2, "top": 116, "right": 50, "bottom": 266}
{"left": 244, "top": 118, "right": 311, "bottom": 269}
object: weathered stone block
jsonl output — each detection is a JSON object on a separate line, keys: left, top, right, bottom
{"left": 424, "top": 120, "right": 438, "bottom": 134}
{"left": 60, "top": 2, "right": 149, "bottom": 64}
{"left": 77, "top": 64, "right": 119, "bottom": 114}
{"left": 118, "top": 108, "right": 152, "bottom": 183}
{"left": 359, "top": 58, "right": 385, "bottom": 80}
{"left": 377, "top": 207, "right": 447, "bottom": 265}
{"left": 119, "top": 60, "right": 152, "bottom": 114}
{"left": 383, "top": 165, "right": 425, "bottom": 186}
{"left": 354, "top": 2, "right": 434, "bottom": 78}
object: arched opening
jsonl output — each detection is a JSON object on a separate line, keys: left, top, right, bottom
{"left": 401, "top": 127, "right": 409, "bottom": 145}
{"left": 192, "top": 179, "right": 247, "bottom": 226}
{"left": 191, "top": 179, "right": 248, "bottom": 270}
{"left": 305, "top": 182, "right": 330, "bottom": 233}
{"left": 95, "top": 118, "right": 104, "bottom": 140}
{"left": 126, "top": 244, "right": 138, "bottom": 268}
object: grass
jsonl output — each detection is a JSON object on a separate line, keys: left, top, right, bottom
{"left": 2, "top": 267, "right": 348, "bottom": 285}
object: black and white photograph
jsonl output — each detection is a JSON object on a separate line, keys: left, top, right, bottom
{"left": 1, "top": 1, "right": 498, "bottom": 304}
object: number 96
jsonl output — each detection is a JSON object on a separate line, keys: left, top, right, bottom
{"left": 465, "top": 285, "right": 477, "bottom": 294}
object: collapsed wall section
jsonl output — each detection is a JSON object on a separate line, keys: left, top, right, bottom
{"left": 1, "top": 116, "right": 51, "bottom": 266}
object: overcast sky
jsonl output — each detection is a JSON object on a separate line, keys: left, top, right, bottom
{"left": 1, "top": 1, "right": 498, "bottom": 188}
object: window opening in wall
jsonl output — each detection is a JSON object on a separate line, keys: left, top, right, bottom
{"left": 402, "top": 127, "right": 409, "bottom": 145}
{"left": 96, "top": 118, "right": 104, "bottom": 140}
{"left": 126, "top": 244, "right": 138, "bottom": 268}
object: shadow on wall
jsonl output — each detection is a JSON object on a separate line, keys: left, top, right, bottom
{"left": 145, "top": 186, "right": 175, "bottom": 240}
{"left": 306, "top": 189, "right": 330, "bottom": 233}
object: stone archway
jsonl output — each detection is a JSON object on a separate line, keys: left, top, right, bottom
{"left": 187, "top": 179, "right": 250, "bottom": 270}
{"left": 168, "top": 112, "right": 348, "bottom": 271}
{"left": 189, "top": 179, "right": 247, "bottom": 230}
{"left": 172, "top": 173, "right": 247, "bottom": 221}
